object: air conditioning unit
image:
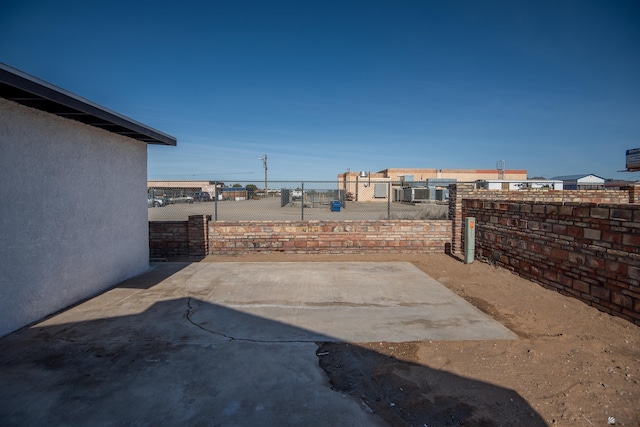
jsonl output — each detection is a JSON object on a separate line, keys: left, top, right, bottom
{"left": 413, "top": 188, "right": 430, "bottom": 201}
{"left": 401, "top": 187, "right": 431, "bottom": 202}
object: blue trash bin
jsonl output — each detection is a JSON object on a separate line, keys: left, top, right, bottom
{"left": 330, "top": 201, "right": 341, "bottom": 212}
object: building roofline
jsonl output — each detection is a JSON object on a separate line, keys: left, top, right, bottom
{"left": 551, "top": 174, "right": 605, "bottom": 181}
{"left": 0, "top": 63, "right": 176, "bottom": 146}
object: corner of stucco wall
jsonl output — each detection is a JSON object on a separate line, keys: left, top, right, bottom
{"left": 0, "top": 98, "right": 150, "bottom": 336}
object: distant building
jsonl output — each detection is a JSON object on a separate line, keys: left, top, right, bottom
{"left": 220, "top": 187, "right": 249, "bottom": 201}
{"left": 477, "top": 179, "right": 563, "bottom": 190}
{"left": 604, "top": 179, "right": 637, "bottom": 190}
{"left": 148, "top": 180, "right": 221, "bottom": 199}
{"left": 338, "top": 168, "right": 528, "bottom": 202}
{"left": 551, "top": 174, "right": 605, "bottom": 190}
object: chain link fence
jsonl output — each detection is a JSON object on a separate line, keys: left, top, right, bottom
{"left": 148, "top": 180, "right": 450, "bottom": 221}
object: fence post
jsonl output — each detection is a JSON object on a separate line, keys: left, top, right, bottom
{"left": 387, "top": 182, "right": 391, "bottom": 219}
{"left": 214, "top": 188, "right": 218, "bottom": 221}
{"left": 301, "top": 182, "right": 305, "bottom": 220}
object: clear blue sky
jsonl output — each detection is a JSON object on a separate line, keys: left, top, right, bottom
{"left": 2, "top": 0, "right": 639, "bottom": 181}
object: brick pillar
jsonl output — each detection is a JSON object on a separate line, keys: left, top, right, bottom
{"left": 627, "top": 184, "right": 640, "bottom": 204}
{"left": 448, "top": 184, "right": 460, "bottom": 253}
{"left": 188, "top": 215, "right": 209, "bottom": 257}
{"left": 448, "top": 183, "right": 475, "bottom": 254}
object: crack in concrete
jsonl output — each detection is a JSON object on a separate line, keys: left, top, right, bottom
{"left": 219, "top": 301, "right": 445, "bottom": 308}
{"left": 180, "top": 267, "right": 320, "bottom": 344}
{"left": 183, "top": 297, "right": 321, "bottom": 344}
{"left": 184, "top": 297, "right": 234, "bottom": 343}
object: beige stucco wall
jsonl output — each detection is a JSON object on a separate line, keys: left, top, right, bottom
{"left": 379, "top": 168, "right": 439, "bottom": 181}
{"left": 438, "top": 169, "right": 528, "bottom": 180}
{"left": 0, "top": 98, "right": 149, "bottom": 337}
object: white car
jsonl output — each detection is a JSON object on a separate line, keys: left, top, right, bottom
{"left": 167, "top": 195, "right": 194, "bottom": 204}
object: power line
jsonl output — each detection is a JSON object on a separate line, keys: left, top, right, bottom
{"left": 148, "top": 172, "right": 256, "bottom": 178}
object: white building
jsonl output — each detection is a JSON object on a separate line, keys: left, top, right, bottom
{"left": 0, "top": 63, "right": 175, "bottom": 337}
{"left": 478, "top": 179, "right": 563, "bottom": 190}
{"left": 551, "top": 174, "right": 605, "bottom": 190}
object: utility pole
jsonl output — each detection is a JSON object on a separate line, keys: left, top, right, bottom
{"left": 259, "top": 154, "right": 268, "bottom": 198}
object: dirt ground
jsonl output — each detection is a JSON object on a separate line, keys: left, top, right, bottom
{"left": 204, "top": 253, "right": 640, "bottom": 426}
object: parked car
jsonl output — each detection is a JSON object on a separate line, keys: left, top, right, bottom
{"left": 167, "top": 195, "right": 194, "bottom": 204}
{"left": 147, "top": 196, "right": 165, "bottom": 207}
{"left": 192, "top": 192, "right": 212, "bottom": 202}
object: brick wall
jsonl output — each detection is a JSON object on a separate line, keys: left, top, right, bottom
{"left": 449, "top": 183, "right": 632, "bottom": 252}
{"left": 150, "top": 218, "right": 452, "bottom": 257}
{"left": 149, "top": 185, "right": 640, "bottom": 323}
{"left": 463, "top": 199, "right": 640, "bottom": 325}
{"left": 149, "top": 215, "right": 211, "bottom": 258}
{"left": 208, "top": 220, "right": 452, "bottom": 254}
{"left": 188, "top": 215, "right": 209, "bottom": 257}
{"left": 626, "top": 185, "right": 640, "bottom": 203}
{"left": 149, "top": 221, "right": 188, "bottom": 258}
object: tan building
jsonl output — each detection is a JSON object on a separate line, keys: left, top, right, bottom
{"left": 148, "top": 180, "right": 220, "bottom": 198}
{"left": 338, "top": 168, "right": 528, "bottom": 202}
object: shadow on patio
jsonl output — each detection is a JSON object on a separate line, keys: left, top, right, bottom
{"left": 0, "top": 263, "right": 545, "bottom": 426}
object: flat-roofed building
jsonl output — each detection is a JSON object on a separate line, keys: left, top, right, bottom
{"left": 338, "top": 168, "right": 528, "bottom": 202}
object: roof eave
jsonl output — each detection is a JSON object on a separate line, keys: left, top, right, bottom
{"left": 0, "top": 63, "right": 176, "bottom": 146}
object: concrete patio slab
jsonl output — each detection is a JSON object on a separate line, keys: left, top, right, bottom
{"left": 0, "top": 261, "right": 516, "bottom": 426}
{"left": 183, "top": 262, "right": 517, "bottom": 342}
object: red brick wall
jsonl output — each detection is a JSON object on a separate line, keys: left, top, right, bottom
{"left": 626, "top": 185, "right": 640, "bottom": 203}
{"left": 188, "top": 215, "right": 209, "bottom": 257}
{"left": 149, "top": 221, "right": 189, "bottom": 258}
{"left": 150, "top": 218, "right": 452, "bottom": 257}
{"left": 449, "top": 184, "right": 632, "bottom": 252}
{"left": 208, "top": 220, "right": 452, "bottom": 254}
{"left": 149, "top": 215, "right": 210, "bottom": 258}
{"left": 462, "top": 199, "right": 640, "bottom": 325}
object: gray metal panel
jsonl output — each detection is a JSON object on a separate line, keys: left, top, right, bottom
{"left": 426, "top": 178, "right": 457, "bottom": 186}
{"left": 374, "top": 183, "right": 387, "bottom": 198}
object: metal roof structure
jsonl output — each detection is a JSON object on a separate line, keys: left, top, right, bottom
{"left": 551, "top": 174, "right": 605, "bottom": 181}
{"left": 0, "top": 63, "right": 176, "bottom": 146}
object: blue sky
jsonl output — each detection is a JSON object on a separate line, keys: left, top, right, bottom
{"left": 2, "top": 0, "right": 639, "bottom": 181}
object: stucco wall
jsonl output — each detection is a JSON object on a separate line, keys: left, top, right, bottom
{"left": 0, "top": 98, "right": 149, "bottom": 337}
